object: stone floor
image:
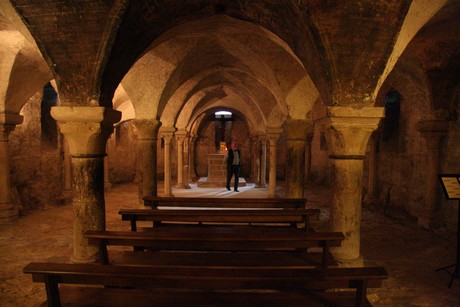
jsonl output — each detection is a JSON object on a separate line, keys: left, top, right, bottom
{"left": 0, "top": 181, "right": 459, "bottom": 306}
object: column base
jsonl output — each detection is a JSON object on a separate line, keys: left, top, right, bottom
{"left": 336, "top": 256, "right": 365, "bottom": 268}
{"left": 175, "top": 183, "right": 189, "bottom": 189}
{"left": 255, "top": 183, "right": 267, "bottom": 188}
{"left": 0, "top": 202, "right": 18, "bottom": 224}
{"left": 70, "top": 255, "right": 100, "bottom": 264}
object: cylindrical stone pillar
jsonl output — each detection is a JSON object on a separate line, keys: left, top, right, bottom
{"left": 284, "top": 119, "right": 312, "bottom": 198}
{"left": 363, "top": 134, "right": 378, "bottom": 206}
{"left": 62, "top": 139, "right": 73, "bottom": 200}
{"left": 175, "top": 130, "right": 187, "bottom": 189}
{"left": 267, "top": 128, "right": 283, "bottom": 198}
{"left": 51, "top": 106, "right": 121, "bottom": 263}
{"left": 0, "top": 113, "right": 23, "bottom": 224}
{"left": 305, "top": 133, "right": 313, "bottom": 183}
{"left": 324, "top": 106, "right": 383, "bottom": 265}
{"left": 160, "top": 127, "right": 176, "bottom": 197}
{"left": 133, "top": 120, "right": 161, "bottom": 206}
{"left": 416, "top": 120, "right": 449, "bottom": 229}
{"left": 183, "top": 134, "right": 191, "bottom": 189}
{"left": 260, "top": 138, "right": 267, "bottom": 187}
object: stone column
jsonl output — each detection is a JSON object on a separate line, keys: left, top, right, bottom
{"left": 363, "top": 133, "right": 379, "bottom": 206}
{"left": 416, "top": 120, "right": 449, "bottom": 229}
{"left": 251, "top": 135, "right": 259, "bottom": 184}
{"left": 51, "top": 106, "right": 121, "bottom": 263}
{"left": 267, "top": 128, "right": 283, "bottom": 197}
{"left": 133, "top": 119, "right": 161, "bottom": 205}
{"left": 324, "top": 106, "right": 383, "bottom": 265}
{"left": 305, "top": 132, "right": 313, "bottom": 183}
{"left": 256, "top": 134, "right": 268, "bottom": 188}
{"left": 284, "top": 119, "right": 312, "bottom": 198}
{"left": 0, "top": 113, "right": 23, "bottom": 224}
{"left": 104, "top": 149, "right": 111, "bottom": 191}
{"left": 183, "top": 133, "right": 191, "bottom": 189}
{"left": 62, "top": 139, "right": 73, "bottom": 200}
{"left": 189, "top": 134, "right": 198, "bottom": 180}
{"left": 175, "top": 130, "right": 188, "bottom": 189}
{"left": 160, "top": 127, "right": 176, "bottom": 196}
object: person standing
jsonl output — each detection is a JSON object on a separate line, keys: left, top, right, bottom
{"left": 225, "top": 142, "right": 241, "bottom": 192}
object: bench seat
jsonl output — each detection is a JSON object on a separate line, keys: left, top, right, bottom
{"left": 24, "top": 262, "right": 388, "bottom": 307}
{"left": 143, "top": 196, "right": 307, "bottom": 209}
{"left": 119, "top": 208, "right": 320, "bottom": 231}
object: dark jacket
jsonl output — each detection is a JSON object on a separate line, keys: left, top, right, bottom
{"left": 226, "top": 149, "right": 241, "bottom": 167}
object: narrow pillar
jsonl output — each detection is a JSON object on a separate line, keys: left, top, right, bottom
{"left": 189, "top": 134, "right": 198, "bottom": 180}
{"left": 267, "top": 128, "right": 283, "bottom": 197}
{"left": 62, "top": 139, "right": 72, "bottom": 200}
{"left": 363, "top": 133, "right": 379, "bottom": 206}
{"left": 51, "top": 106, "right": 121, "bottom": 263}
{"left": 255, "top": 134, "right": 267, "bottom": 188}
{"left": 284, "top": 119, "right": 312, "bottom": 198}
{"left": 183, "top": 133, "right": 191, "bottom": 189}
{"left": 160, "top": 127, "right": 176, "bottom": 196}
{"left": 416, "top": 120, "right": 449, "bottom": 229}
{"left": 324, "top": 106, "right": 383, "bottom": 265}
{"left": 0, "top": 113, "right": 23, "bottom": 224}
{"left": 133, "top": 120, "right": 161, "bottom": 205}
{"left": 305, "top": 132, "right": 313, "bottom": 183}
{"left": 251, "top": 135, "right": 259, "bottom": 183}
{"left": 104, "top": 149, "right": 111, "bottom": 191}
{"left": 175, "top": 130, "right": 187, "bottom": 189}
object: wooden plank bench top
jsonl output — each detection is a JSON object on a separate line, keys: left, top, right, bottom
{"left": 119, "top": 208, "right": 320, "bottom": 231}
{"left": 143, "top": 196, "right": 307, "bottom": 209}
{"left": 85, "top": 228, "right": 344, "bottom": 267}
{"left": 24, "top": 261, "right": 388, "bottom": 307}
{"left": 108, "top": 250, "right": 338, "bottom": 268}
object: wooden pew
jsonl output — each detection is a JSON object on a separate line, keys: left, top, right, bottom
{"left": 85, "top": 227, "right": 344, "bottom": 267}
{"left": 143, "top": 196, "right": 307, "bottom": 209}
{"left": 118, "top": 208, "right": 320, "bottom": 231}
{"left": 24, "top": 261, "right": 388, "bottom": 307}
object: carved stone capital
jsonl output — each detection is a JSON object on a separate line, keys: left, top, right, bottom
{"left": 159, "top": 126, "right": 176, "bottom": 143}
{"left": 133, "top": 119, "right": 161, "bottom": 140}
{"left": 324, "top": 107, "right": 383, "bottom": 158}
{"left": 0, "top": 113, "right": 23, "bottom": 141}
{"left": 51, "top": 106, "right": 121, "bottom": 156}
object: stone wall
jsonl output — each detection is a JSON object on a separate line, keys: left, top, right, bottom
{"left": 9, "top": 90, "right": 64, "bottom": 212}
{"left": 107, "top": 121, "right": 137, "bottom": 184}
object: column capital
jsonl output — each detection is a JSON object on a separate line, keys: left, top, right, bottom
{"left": 416, "top": 120, "right": 449, "bottom": 149}
{"left": 266, "top": 127, "right": 283, "bottom": 144}
{"left": 175, "top": 129, "right": 188, "bottom": 139}
{"left": 51, "top": 106, "right": 121, "bottom": 156}
{"left": 324, "top": 106, "right": 383, "bottom": 158}
{"left": 133, "top": 119, "right": 161, "bottom": 140}
{"left": 0, "top": 113, "right": 23, "bottom": 140}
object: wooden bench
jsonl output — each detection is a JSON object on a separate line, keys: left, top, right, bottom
{"left": 143, "top": 196, "right": 307, "bottom": 209}
{"left": 85, "top": 227, "right": 344, "bottom": 267}
{"left": 119, "top": 208, "right": 320, "bottom": 231}
{"left": 24, "top": 261, "right": 388, "bottom": 307}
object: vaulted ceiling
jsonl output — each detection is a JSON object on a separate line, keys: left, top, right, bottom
{"left": 1, "top": 0, "right": 459, "bottom": 131}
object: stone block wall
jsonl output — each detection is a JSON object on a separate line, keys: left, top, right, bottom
{"left": 9, "top": 90, "right": 64, "bottom": 212}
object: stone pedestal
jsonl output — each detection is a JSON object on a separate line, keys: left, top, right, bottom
{"left": 160, "top": 127, "right": 176, "bottom": 197}
{"left": 267, "top": 128, "right": 283, "bottom": 197}
{"left": 134, "top": 120, "right": 161, "bottom": 205}
{"left": 51, "top": 106, "right": 121, "bottom": 263}
{"left": 284, "top": 119, "right": 312, "bottom": 198}
{"left": 324, "top": 106, "right": 383, "bottom": 265}
{"left": 0, "top": 113, "right": 23, "bottom": 224}
{"left": 416, "top": 120, "right": 448, "bottom": 229}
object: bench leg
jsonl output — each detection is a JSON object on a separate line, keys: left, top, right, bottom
{"left": 355, "top": 280, "right": 368, "bottom": 307}
{"left": 44, "top": 275, "right": 61, "bottom": 307}
{"left": 321, "top": 241, "right": 329, "bottom": 268}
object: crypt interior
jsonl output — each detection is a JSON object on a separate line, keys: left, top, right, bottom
{"left": 0, "top": 0, "right": 459, "bottom": 305}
